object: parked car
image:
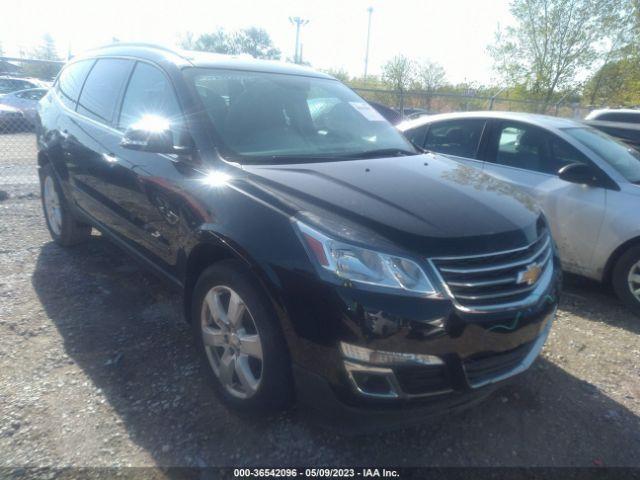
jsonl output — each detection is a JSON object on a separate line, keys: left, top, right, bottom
{"left": 0, "top": 76, "right": 44, "bottom": 96}
{"left": 402, "top": 107, "right": 432, "bottom": 120}
{"left": 367, "top": 101, "right": 403, "bottom": 124}
{"left": 0, "top": 88, "right": 48, "bottom": 127}
{"left": 0, "top": 103, "right": 27, "bottom": 133}
{"left": 36, "top": 44, "right": 560, "bottom": 425}
{"left": 399, "top": 112, "right": 640, "bottom": 315}
{"left": 584, "top": 109, "right": 640, "bottom": 150}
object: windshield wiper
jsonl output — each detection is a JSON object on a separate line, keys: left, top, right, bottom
{"left": 337, "top": 148, "right": 420, "bottom": 159}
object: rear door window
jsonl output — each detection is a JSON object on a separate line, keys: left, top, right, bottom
{"left": 424, "top": 119, "right": 485, "bottom": 158}
{"left": 57, "top": 60, "right": 94, "bottom": 109}
{"left": 77, "top": 58, "right": 132, "bottom": 124}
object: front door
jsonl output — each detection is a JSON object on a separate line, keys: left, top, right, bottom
{"left": 482, "top": 120, "right": 607, "bottom": 276}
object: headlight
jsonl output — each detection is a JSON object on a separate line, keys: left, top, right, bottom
{"left": 295, "top": 220, "right": 439, "bottom": 296}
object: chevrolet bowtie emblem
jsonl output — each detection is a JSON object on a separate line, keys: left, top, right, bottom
{"left": 517, "top": 263, "right": 542, "bottom": 286}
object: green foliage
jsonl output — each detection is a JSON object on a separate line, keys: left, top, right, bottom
{"left": 179, "top": 28, "right": 281, "bottom": 60}
{"left": 323, "top": 68, "right": 350, "bottom": 82}
{"left": 381, "top": 55, "right": 416, "bottom": 92}
{"left": 489, "top": 0, "right": 620, "bottom": 110}
{"left": 416, "top": 60, "right": 446, "bottom": 92}
{"left": 584, "top": 57, "right": 640, "bottom": 106}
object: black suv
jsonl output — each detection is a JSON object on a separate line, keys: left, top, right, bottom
{"left": 36, "top": 44, "right": 560, "bottom": 426}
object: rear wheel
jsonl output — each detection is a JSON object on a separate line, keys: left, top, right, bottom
{"left": 612, "top": 245, "right": 640, "bottom": 317}
{"left": 191, "top": 260, "right": 293, "bottom": 411}
{"left": 40, "top": 164, "right": 92, "bottom": 246}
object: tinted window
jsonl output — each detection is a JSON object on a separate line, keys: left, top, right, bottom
{"left": 403, "top": 124, "right": 428, "bottom": 148}
{"left": 118, "top": 62, "right": 181, "bottom": 130}
{"left": 564, "top": 127, "right": 640, "bottom": 183}
{"left": 598, "top": 112, "right": 640, "bottom": 124}
{"left": 77, "top": 59, "right": 132, "bottom": 124}
{"left": 491, "top": 122, "right": 588, "bottom": 175}
{"left": 186, "top": 68, "right": 414, "bottom": 162}
{"left": 424, "top": 119, "right": 485, "bottom": 158}
{"left": 57, "top": 60, "right": 94, "bottom": 109}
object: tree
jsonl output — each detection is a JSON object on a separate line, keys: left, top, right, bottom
{"left": 584, "top": 57, "right": 640, "bottom": 105}
{"left": 586, "top": 0, "right": 639, "bottom": 104}
{"left": 324, "top": 68, "right": 350, "bottom": 82}
{"left": 178, "top": 32, "right": 196, "bottom": 50}
{"left": 22, "top": 34, "right": 62, "bottom": 80}
{"left": 193, "top": 30, "right": 235, "bottom": 55}
{"left": 182, "top": 27, "right": 281, "bottom": 60}
{"left": 489, "top": 0, "right": 615, "bottom": 110}
{"left": 417, "top": 60, "right": 446, "bottom": 109}
{"left": 232, "top": 27, "right": 281, "bottom": 60}
{"left": 381, "top": 54, "right": 416, "bottom": 112}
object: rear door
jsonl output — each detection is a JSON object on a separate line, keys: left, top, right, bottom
{"left": 65, "top": 58, "right": 134, "bottom": 228}
{"left": 482, "top": 120, "right": 607, "bottom": 275}
{"left": 421, "top": 118, "right": 487, "bottom": 170}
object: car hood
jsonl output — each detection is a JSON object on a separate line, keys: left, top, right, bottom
{"left": 240, "top": 153, "right": 542, "bottom": 257}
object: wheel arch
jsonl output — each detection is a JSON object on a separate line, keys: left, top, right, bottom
{"left": 603, "top": 236, "right": 640, "bottom": 284}
{"left": 181, "top": 234, "right": 294, "bottom": 347}
{"left": 37, "top": 150, "right": 50, "bottom": 168}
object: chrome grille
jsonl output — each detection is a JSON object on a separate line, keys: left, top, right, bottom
{"left": 430, "top": 232, "right": 553, "bottom": 312}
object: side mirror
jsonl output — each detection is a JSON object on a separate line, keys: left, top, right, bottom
{"left": 120, "top": 117, "right": 194, "bottom": 155}
{"left": 558, "top": 163, "right": 600, "bottom": 186}
{"left": 121, "top": 125, "right": 175, "bottom": 153}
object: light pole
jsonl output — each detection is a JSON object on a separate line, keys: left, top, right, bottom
{"left": 289, "top": 16, "right": 309, "bottom": 64}
{"left": 364, "top": 6, "right": 373, "bottom": 79}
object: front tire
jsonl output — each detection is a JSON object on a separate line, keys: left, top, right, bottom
{"left": 191, "top": 260, "right": 293, "bottom": 411}
{"left": 40, "top": 164, "right": 92, "bottom": 246}
{"left": 612, "top": 245, "right": 640, "bottom": 317}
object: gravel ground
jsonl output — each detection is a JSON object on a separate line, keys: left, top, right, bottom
{"left": 1, "top": 168, "right": 639, "bottom": 470}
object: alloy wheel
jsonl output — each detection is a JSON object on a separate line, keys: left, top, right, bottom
{"left": 43, "top": 176, "right": 62, "bottom": 236}
{"left": 628, "top": 260, "right": 640, "bottom": 303}
{"left": 200, "top": 285, "right": 264, "bottom": 399}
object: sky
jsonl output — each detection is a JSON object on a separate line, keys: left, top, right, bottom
{"left": 0, "top": 0, "right": 513, "bottom": 85}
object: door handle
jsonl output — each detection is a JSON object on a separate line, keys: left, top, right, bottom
{"left": 102, "top": 153, "right": 118, "bottom": 165}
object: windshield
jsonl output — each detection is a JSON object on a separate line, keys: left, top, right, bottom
{"left": 563, "top": 127, "right": 640, "bottom": 184}
{"left": 185, "top": 68, "right": 416, "bottom": 163}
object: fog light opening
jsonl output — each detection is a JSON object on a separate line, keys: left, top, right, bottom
{"left": 352, "top": 371, "right": 395, "bottom": 396}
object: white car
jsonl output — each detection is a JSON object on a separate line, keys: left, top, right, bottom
{"left": 399, "top": 111, "right": 640, "bottom": 315}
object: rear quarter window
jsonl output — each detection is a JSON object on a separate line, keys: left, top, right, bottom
{"left": 424, "top": 119, "right": 486, "bottom": 158}
{"left": 57, "top": 60, "right": 94, "bottom": 110}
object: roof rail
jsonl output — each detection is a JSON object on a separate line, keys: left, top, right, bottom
{"left": 92, "top": 42, "right": 192, "bottom": 63}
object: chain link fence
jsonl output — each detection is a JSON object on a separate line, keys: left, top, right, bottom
{"left": 351, "top": 87, "right": 596, "bottom": 120}
{"left": 0, "top": 113, "right": 40, "bottom": 199}
{"left": 1, "top": 56, "right": 62, "bottom": 199}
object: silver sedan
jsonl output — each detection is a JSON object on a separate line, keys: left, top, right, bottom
{"left": 398, "top": 111, "right": 640, "bottom": 315}
{"left": 0, "top": 88, "right": 48, "bottom": 127}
